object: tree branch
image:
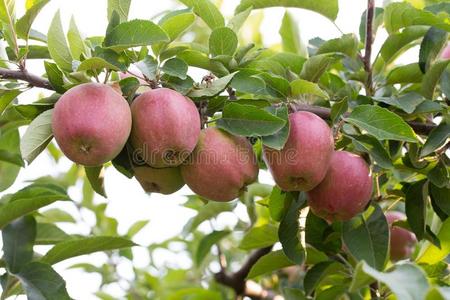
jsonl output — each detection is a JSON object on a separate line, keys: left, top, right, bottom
{"left": 214, "top": 246, "right": 282, "bottom": 299}
{"left": 291, "top": 103, "right": 436, "bottom": 135}
{"left": 0, "top": 67, "right": 53, "bottom": 91}
{"left": 364, "top": 0, "right": 375, "bottom": 96}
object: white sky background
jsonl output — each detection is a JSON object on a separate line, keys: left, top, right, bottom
{"left": 1, "top": 0, "right": 415, "bottom": 299}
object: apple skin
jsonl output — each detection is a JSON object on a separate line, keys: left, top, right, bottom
{"left": 52, "top": 83, "right": 131, "bottom": 166}
{"left": 133, "top": 165, "right": 185, "bottom": 195}
{"left": 263, "top": 111, "right": 334, "bottom": 191}
{"left": 386, "top": 211, "right": 417, "bottom": 261}
{"left": 130, "top": 88, "right": 200, "bottom": 168}
{"left": 307, "top": 151, "right": 373, "bottom": 222}
{"left": 181, "top": 128, "right": 259, "bottom": 202}
{"left": 441, "top": 44, "right": 450, "bottom": 60}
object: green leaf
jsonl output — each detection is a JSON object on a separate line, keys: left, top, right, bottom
{"left": 182, "top": 201, "right": 235, "bottom": 235}
{"left": 235, "top": 0, "right": 339, "bottom": 21}
{"left": 284, "top": 288, "right": 307, "bottom": 300}
{"left": 41, "top": 236, "right": 135, "bottom": 265}
{"left": 17, "top": 262, "right": 71, "bottom": 300}
{"left": 372, "top": 92, "right": 426, "bottom": 114}
{"left": 247, "top": 250, "right": 294, "bottom": 278}
{"left": 419, "top": 27, "right": 448, "bottom": 73}
{"left": 44, "top": 61, "right": 66, "bottom": 94}
{"left": 290, "top": 79, "right": 328, "bottom": 99}
{"left": 345, "top": 105, "right": 418, "bottom": 142}
{"left": 195, "top": 230, "right": 230, "bottom": 266}
{"left": 15, "top": 0, "right": 50, "bottom": 40}
{"left": 316, "top": 33, "right": 359, "bottom": 58}
{"left": 262, "top": 106, "right": 290, "bottom": 150}
{"left": 127, "top": 220, "right": 149, "bottom": 238}
{"left": 417, "top": 217, "right": 450, "bottom": 264}
{"left": 351, "top": 262, "right": 429, "bottom": 300}
{"left": 161, "top": 58, "right": 188, "bottom": 79}
{"left": 304, "top": 261, "right": 341, "bottom": 295}
{"left": 20, "top": 109, "right": 54, "bottom": 165}
{"left": 216, "top": 102, "right": 287, "bottom": 137}
{"left": 384, "top": 2, "right": 450, "bottom": 33}
{"left": 421, "top": 59, "right": 450, "bottom": 99}
{"left": 107, "top": 0, "right": 131, "bottom": 22}
{"left": 0, "top": 0, "right": 18, "bottom": 57}
{"left": 279, "top": 192, "right": 305, "bottom": 264}
{"left": 386, "top": 63, "right": 424, "bottom": 85}
{"left": 67, "top": 16, "right": 89, "bottom": 60}
{"left": 177, "top": 49, "right": 228, "bottom": 76}
{"left": 178, "top": 0, "right": 224, "bottom": 29}
{"left": 0, "top": 149, "right": 23, "bottom": 166}
{"left": 104, "top": 20, "right": 169, "bottom": 51}
{"left": 77, "top": 57, "right": 120, "bottom": 72}
{"left": 37, "top": 208, "right": 76, "bottom": 224}
{"left": 378, "top": 26, "right": 429, "bottom": 67}
{"left": 0, "top": 129, "right": 21, "bottom": 192}
{"left": 430, "top": 184, "right": 450, "bottom": 218}
{"left": 85, "top": 166, "right": 106, "bottom": 197}
{"left": 330, "top": 98, "right": 348, "bottom": 124}
{"left": 279, "top": 11, "right": 307, "bottom": 57}
{"left": 239, "top": 224, "right": 278, "bottom": 250}
{"left": 349, "top": 134, "right": 393, "bottom": 169}
{"left": 268, "top": 187, "right": 291, "bottom": 222}
{"left": 0, "top": 183, "right": 71, "bottom": 229}
{"left": 47, "top": 10, "right": 73, "bottom": 71}
{"left": 209, "top": 27, "right": 238, "bottom": 57}
{"left": 228, "top": 6, "right": 252, "bottom": 33}
{"left": 404, "top": 180, "right": 427, "bottom": 240}
{"left": 428, "top": 160, "right": 449, "bottom": 188}
{"left": 2, "top": 215, "right": 36, "bottom": 273}
{"left": 0, "top": 89, "right": 21, "bottom": 115}
{"left": 159, "top": 9, "right": 195, "bottom": 41}
{"left": 188, "top": 73, "right": 235, "bottom": 98}
{"left": 300, "top": 54, "right": 338, "bottom": 83}
{"left": 35, "top": 222, "right": 71, "bottom": 245}
{"left": 342, "top": 203, "right": 389, "bottom": 270}
{"left": 135, "top": 55, "right": 158, "bottom": 80}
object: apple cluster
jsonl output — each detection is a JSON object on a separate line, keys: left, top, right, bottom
{"left": 52, "top": 83, "right": 416, "bottom": 260}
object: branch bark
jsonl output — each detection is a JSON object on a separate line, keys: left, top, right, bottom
{"left": 0, "top": 67, "right": 53, "bottom": 90}
{"left": 291, "top": 103, "right": 436, "bottom": 135}
{"left": 364, "top": 0, "right": 375, "bottom": 96}
{"left": 214, "top": 246, "right": 282, "bottom": 300}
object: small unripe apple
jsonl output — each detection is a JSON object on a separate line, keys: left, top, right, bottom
{"left": 386, "top": 211, "right": 417, "bottom": 261}
{"left": 130, "top": 88, "right": 200, "bottom": 168}
{"left": 133, "top": 165, "right": 184, "bottom": 195}
{"left": 52, "top": 83, "right": 131, "bottom": 166}
{"left": 307, "top": 151, "right": 373, "bottom": 222}
{"left": 181, "top": 128, "right": 259, "bottom": 202}
{"left": 263, "top": 111, "right": 334, "bottom": 191}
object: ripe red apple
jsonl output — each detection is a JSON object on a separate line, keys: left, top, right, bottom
{"left": 181, "top": 128, "right": 259, "bottom": 202}
{"left": 134, "top": 165, "right": 184, "bottom": 195}
{"left": 386, "top": 211, "right": 417, "bottom": 261}
{"left": 441, "top": 44, "right": 450, "bottom": 60}
{"left": 307, "top": 151, "right": 373, "bottom": 222}
{"left": 263, "top": 111, "right": 334, "bottom": 191}
{"left": 130, "top": 88, "right": 200, "bottom": 168}
{"left": 52, "top": 83, "right": 131, "bottom": 166}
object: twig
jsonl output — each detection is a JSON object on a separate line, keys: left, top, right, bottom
{"left": 214, "top": 246, "right": 281, "bottom": 299}
{"left": 290, "top": 103, "right": 436, "bottom": 135}
{"left": 364, "top": 0, "right": 375, "bottom": 96}
{"left": 0, "top": 67, "right": 53, "bottom": 90}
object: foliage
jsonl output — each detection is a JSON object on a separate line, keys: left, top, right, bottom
{"left": 0, "top": 0, "right": 449, "bottom": 299}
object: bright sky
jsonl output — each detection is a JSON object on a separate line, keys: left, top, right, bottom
{"left": 2, "top": 0, "right": 412, "bottom": 299}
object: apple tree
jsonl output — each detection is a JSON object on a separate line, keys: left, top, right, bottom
{"left": 0, "top": 0, "right": 449, "bottom": 299}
